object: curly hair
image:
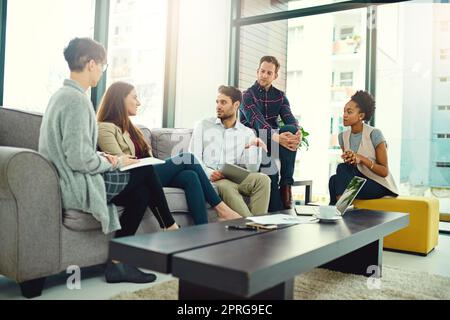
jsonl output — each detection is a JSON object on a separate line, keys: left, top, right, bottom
{"left": 351, "top": 90, "right": 376, "bottom": 121}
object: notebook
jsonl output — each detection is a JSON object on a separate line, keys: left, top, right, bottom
{"left": 119, "top": 157, "right": 165, "bottom": 171}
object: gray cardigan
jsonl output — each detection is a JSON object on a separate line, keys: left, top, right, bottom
{"left": 39, "top": 79, "right": 121, "bottom": 234}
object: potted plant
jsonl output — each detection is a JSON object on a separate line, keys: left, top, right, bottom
{"left": 299, "top": 126, "right": 310, "bottom": 151}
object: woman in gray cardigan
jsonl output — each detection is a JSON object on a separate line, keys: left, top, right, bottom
{"left": 39, "top": 38, "right": 174, "bottom": 284}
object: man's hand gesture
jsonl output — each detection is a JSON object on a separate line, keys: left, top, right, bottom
{"left": 210, "top": 170, "right": 225, "bottom": 182}
{"left": 245, "top": 138, "right": 268, "bottom": 152}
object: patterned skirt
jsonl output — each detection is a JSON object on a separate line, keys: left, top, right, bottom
{"left": 102, "top": 170, "right": 130, "bottom": 203}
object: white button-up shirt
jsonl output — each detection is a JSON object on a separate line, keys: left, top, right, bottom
{"left": 189, "top": 117, "right": 262, "bottom": 178}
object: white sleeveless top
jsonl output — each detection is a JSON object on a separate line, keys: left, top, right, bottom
{"left": 342, "top": 124, "right": 398, "bottom": 196}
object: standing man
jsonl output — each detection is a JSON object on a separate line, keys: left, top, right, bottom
{"left": 240, "top": 56, "right": 302, "bottom": 211}
{"left": 189, "top": 86, "right": 271, "bottom": 217}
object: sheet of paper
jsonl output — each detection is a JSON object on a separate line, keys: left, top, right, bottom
{"left": 246, "top": 214, "right": 316, "bottom": 225}
{"left": 119, "top": 157, "right": 165, "bottom": 171}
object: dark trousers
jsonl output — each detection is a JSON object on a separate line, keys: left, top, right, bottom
{"left": 153, "top": 153, "right": 222, "bottom": 225}
{"left": 260, "top": 125, "right": 298, "bottom": 212}
{"left": 329, "top": 163, "right": 395, "bottom": 205}
{"left": 111, "top": 165, "right": 175, "bottom": 238}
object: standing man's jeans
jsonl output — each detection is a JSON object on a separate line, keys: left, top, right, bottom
{"left": 259, "top": 125, "right": 298, "bottom": 212}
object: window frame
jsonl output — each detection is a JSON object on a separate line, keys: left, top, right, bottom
{"left": 229, "top": 0, "right": 414, "bottom": 127}
{"left": 0, "top": 0, "right": 178, "bottom": 128}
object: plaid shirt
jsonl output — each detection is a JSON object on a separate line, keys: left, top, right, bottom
{"left": 102, "top": 170, "right": 130, "bottom": 203}
{"left": 240, "top": 81, "right": 299, "bottom": 136}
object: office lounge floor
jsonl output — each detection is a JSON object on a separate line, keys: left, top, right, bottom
{"left": 1, "top": 226, "right": 450, "bottom": 300}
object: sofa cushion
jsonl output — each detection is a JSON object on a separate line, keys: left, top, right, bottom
{"left": 63, "top": 207, "right": 126, "bottom": 232}
{"left": 165, "top": 187, "right": 192, "bottom": 212}
{"left": 165, "top": 187, "right": 218, "bottom": 212}
{"left": 0, "top": 107, "right": 43, "bottom": 151}
{"left": 150, "top": 128, "right": 193, "bottom": 160}
{"left": 63, "top": 185, "right": 224, "bottom": 231}
{"left": 64, "top": 207, "right": 158, "bottom": 232}
{"left": 137, "top": 125, "right": 152, "bottom": 146}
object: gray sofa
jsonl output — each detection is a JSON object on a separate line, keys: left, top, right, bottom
{"left": 0, "top": 107, "right": 218, "bottom": 298}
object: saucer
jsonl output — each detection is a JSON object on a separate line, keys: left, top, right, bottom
{"left": 314, "top": 215, "right": 342, "bottom": 223}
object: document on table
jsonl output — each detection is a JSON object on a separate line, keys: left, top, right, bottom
{"left": 246, "top": 214, "right": 317, "bottom": 225}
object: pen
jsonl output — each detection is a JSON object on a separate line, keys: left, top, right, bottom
{"left": 226, "top": 225, "right": 258, "bottom": 231}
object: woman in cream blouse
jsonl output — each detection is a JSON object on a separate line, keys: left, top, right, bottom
{"left": 329, "top": 91, "right": 398, "bottom": 205}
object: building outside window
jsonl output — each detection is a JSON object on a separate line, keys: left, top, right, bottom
{"left": 285, "top": 7, "right": 367, "bottom": 203}
{"left": 376, "top": 1, "right": 450, "bottom": 212}
{"left": 106, "top": 0, "right": 167, "bottom": 129}
{"left": 238, "top": 3, "right": 366, "bottom": 203}
{"left": 236, "top": 0, "right": 450, "bottom": 211}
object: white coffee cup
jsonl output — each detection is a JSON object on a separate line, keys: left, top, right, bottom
{"left": 318, "top": 206, "right": 338, "bottom": 219}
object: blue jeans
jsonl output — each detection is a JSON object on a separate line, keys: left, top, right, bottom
{"left": 259, "top": 125, "right": 298, "bottom": 212}
{"left": 153, "top": 153, "right": 222, "bottom": 225}
{"left": 329, "top": 163, "right": 395, "bottom": 205}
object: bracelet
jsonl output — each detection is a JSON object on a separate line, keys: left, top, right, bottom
{"left": 370, "top": 160, "right": 375, "bottom": 170}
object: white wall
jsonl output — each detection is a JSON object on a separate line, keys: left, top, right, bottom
{"left": 175, "top": 0, "right": 232, "bottom": 128}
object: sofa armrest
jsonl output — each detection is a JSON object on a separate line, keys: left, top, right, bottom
{"left": 0, "top": 147, "right": 62, "bottom": 282}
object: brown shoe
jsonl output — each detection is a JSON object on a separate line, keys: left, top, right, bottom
{"left": 280, "top": 185, "right": 293, "bottom": 209}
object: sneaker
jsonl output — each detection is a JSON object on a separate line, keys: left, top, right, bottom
{"left": 105, "top": 262, "right": 157, "bottom": 284}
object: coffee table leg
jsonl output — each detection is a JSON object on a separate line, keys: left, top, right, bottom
{"left": 179, "top": 279, "right": 294, "bottom": 300}
{"left": 321, "top": 239, "right": 383, "bottom": 277}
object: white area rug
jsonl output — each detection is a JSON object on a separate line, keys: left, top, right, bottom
{"left": 112, "top": 265, "right": 450, "bottom": 300}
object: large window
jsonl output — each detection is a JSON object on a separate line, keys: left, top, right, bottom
{"left": 288, "top": 8, "right": 366, "bottom": 203}
{"left": 238, "top": 7, "right": 367, "bottom": 202}
{"left": 3, "top": 0, "right": 95, "bottom": 113}
{"left": 235, "top": 0, "right": 450, "bottom": 211}
{"left": 106, "top": 0, "right": 167, "bottom": 129}
{"left": 239, "top": 20, "right": 288, "bottom": 92}
{"left": 376, "top": 1, "right": 450, "bottom": 212}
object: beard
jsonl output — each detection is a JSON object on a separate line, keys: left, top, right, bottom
{"left": 217, "top": 112, "right": 235, "bottom": 121}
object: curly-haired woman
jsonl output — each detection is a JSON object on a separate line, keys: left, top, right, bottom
{"left": 329, "top": 91, "right": 398, "bottom": 205}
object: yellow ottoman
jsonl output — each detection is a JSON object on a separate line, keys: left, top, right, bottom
{"left": 353, "top": 197, "right": 440, "bottom": 256}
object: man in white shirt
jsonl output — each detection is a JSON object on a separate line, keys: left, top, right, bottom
{"left": 189, "top": 86, "right": 271, "bottom": 217}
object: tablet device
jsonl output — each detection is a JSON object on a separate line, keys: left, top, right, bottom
{"left": 220, "top": 163, "right": 250, "bottom": 184}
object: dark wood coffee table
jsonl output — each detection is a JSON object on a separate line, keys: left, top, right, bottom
{"left": 109, "top": 210, "right": 408, "bottom": 300}
{"left": 109, "top": 217, "right": 280, "bottom": 273}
